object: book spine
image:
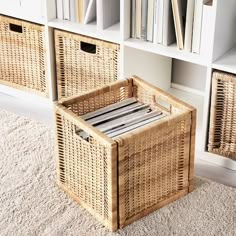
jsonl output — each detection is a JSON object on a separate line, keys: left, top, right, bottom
{"left": 157, "top": 0, "right": 164, "bottom": 44}
{"left": 153, "top": 0, "right": 158, "bottom": 44}
{"left": 147, "top": 0, "right": 154, "bottom": 42}
{"left": 200, "top": 3, "right": 214, "bottom": 58}
{"left": 63, "top": 0, "right": 70, "bottom": 21}
{"left": 84, "top": 0, "right": 97, "bottom": 24}
{"left": 162, "top": 0, "right": 169, "bottom": 46}
{"left": 70, "top": 0, "right": 76, "bottom": 22}
{"left": 192, "top": 0, "right": 203, "bottom": 54}
{"left": 75, "top": 0, "right": 80, "bottom": 22}
{"left": 131, "top": 0, "right": 136, "bottom": 38}
{"left": 136, "top": 0, "right": 141, "bottom": 39}
{"left": 141, "top": 0, "right": 148, "bottom": 40}
{"left": 56, "top": 0, "right": 64, "bottom": 20}
{"left": 96, "top": 0, "right": 103, "bottom": 30}
{"left": 171, "top": 0, "right": 184, "bottom": 50}
{"left": 184, "top": 0, "right": 195, "bottom": 52}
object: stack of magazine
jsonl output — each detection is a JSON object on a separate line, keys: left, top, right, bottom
{"left": 78, "top": 98, "right": 167, "bottom": 139}
{"left": 56, "top": 0, "right": 120, "bottom": 30}
{"left": 131, "top": 0, "right": 212, "bottom": 54}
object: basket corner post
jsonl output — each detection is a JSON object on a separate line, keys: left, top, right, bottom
{"left": 188, "top": 108, "right": 197, "bottom": 193}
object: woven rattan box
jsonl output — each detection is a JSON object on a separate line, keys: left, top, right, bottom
{"left": 54, "top": 76, "right": 196, "bottom": 231}
{"left": 54, "top": 29, "right": 119, "bottom": 99}
{"left": 0, "top": 15, "right": 48, "bottom": 97}
{"left": 208, "top": 70, "right": 236, "bottom": 160}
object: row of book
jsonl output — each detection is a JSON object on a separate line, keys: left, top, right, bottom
{"left": 78, "top": 98, "right": 166, "bottom": 140}
{"left": 131, "top": 0, "right": 212, "bottom": 54}
{"left": 56, "top": 0, "right": 120, "bottom": 30}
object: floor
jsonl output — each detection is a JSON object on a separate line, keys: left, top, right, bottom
{"left": 0, "top": 91, "right": 236, "bottom": 188}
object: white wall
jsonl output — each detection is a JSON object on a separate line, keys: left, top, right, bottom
{"left": 123, "top": 46, "right": 172, "bottom": 91}
{"left": 171, "top": 60, "right": 207, "bottom": 92}
{"left": 213, "top": 0, "right": 236, "bottom": 61}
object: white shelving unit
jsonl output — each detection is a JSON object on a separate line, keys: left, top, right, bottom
{"left": 0, "top": 0, "right": 236, "bottom": 171}
{"left": 213, "top": 46, "right": 236, "bottom": 74}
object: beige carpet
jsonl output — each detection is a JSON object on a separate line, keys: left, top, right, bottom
{"left": 0, "top": 110, "right": 235, "bottom": 236}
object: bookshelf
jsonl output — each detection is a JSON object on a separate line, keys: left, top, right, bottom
{"left": 0, "top": 0, "right": 236, "bottom": 171}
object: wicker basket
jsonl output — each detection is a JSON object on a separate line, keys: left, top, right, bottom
{"left": 54, "top": 29, "right": 119, "bottom": 99}
{"left": 0, "top": 15, "right": 48, "bottom": 97}
{"left": 208, "top": 71, "right": 236, "bottom": 160}
{"left": 54, "top": 76, "right": 196, "bottom": 231}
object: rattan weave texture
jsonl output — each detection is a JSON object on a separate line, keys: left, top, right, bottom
{"left": 55, "top": 30, "right": 119, "bottom": 99}
{"left": 54, "top": 76, "right": 196, "bottom": 231}
{"left": 0, "top": 15, "right": 48, "bottom": 97}
{"left": 208, "top": 71, "right": 236, "bottom": 160}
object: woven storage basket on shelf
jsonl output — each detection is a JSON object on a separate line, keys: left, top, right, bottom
{"left": 54, "top": 30, "right": 119, "bottom": 99}
{"left": 54, "top": 76, "right": 196, "bottom": 231}
{"left": 208, "top": 71, "right": 236, "bottom": 160}
{"left": 0, "top": 15, "right": 48, "bottom": 97}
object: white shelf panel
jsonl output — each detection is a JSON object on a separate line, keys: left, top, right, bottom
{"left": 168, "top": 87, "right": 205, "bottom": 150}
{"left": 212, "top": 46, "right": 236, "bottom": 74}
{"left": 197, "top": 150, "right": 236, "bottom": 171}
{"left": 0, "top": 11, "right": 45, "bottom": 25}
{"left": 124, "top": 39, "right": 209, "bottom": 66}
{"left": 48, "top": 19, "right": 121, "bottom": 44}
{"left": 0, "top": 84, "right": 51, "bottom": 103}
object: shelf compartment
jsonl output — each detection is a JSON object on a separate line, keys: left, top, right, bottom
{"left": 124, "top": 39, "right": 210, "bottom": 67}
{"left": 212, "top": 46, "right": 236, "bottom": 75}
{"left": 168, "top": 87, "right": 204, "bottom": 150}
{"left": 48, "top": 19, "right": 121, "bottom": 43}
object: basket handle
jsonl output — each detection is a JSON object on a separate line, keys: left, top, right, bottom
{"left": 152, "top": 95, "right": 172, "bottom": 114}
{"left": 80, "top": 41, "right": 97, "bottom": 54}
{"left": 9, "top": 23, "right": 23, "bottom": 34}
{"left": 74, "top": 125, "right": 91, "bottom": 143}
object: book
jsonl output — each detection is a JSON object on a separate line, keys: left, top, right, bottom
{"left": 56, "top": 0, "right": 64, "bottom": 20}
{"left": 87, "top": 103, "right": 149, "bottom": 125}
{"left": 171, "top": 0, "right": 187, "bottom": 50}
{"left": 63, "top": 0, "right": 70, "bottom": 21}
{"left": 107, "top": 113, "right": 167, "bottom": 138}
{"left": 157, "top": 0, "right": 164, "bottom": 44}
{"left": 84, "top": 0, "right": 96, "bottom": 24}
{"left": 153, "top": 0, "right": 158, "bottom": 43}
{"left": 184, "top": 0, "right": 195, "bottom": 52}
{"left": 136, "top": 0, "right": 142, "bottom": 38}
{"left": 141, "top": 0, "right": 148, "bottom": 40}
{"left": 70, "top": 0, "right": 76, "bottom": 22}
{"left": 82, "top": 98, "right": 137, "bottom": 120}
{"left": 192, "top": 0, "right": 208, "bottom": 53}
{"left": 163, "top": 0, "right": 176, "bottom": 46}
{"left": 97, "top": 0, "right": 120, "bottom": 30}
{"left": 147, "top": 0, "right": 155, "bottom": 41}
{"left": 96, "top": 109, "right": 158, "bottom": 133}
{"left": 79, "top": 98, "right": 167, "bottom": 139}
{"left": 200, "top": 1, "right": 214, "bottom": 57}
{"left": 131, "top": 0, "right": 136, "bottom": 38}
{"left": 75, "top": 0, "right": 80, "bottom": 22}
{"left": 76, "top": 0, "right": 89, "bottom": 23}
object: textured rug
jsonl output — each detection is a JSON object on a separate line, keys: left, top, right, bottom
{"left": 0, "top": 110, "right": 235, "bottom": 236}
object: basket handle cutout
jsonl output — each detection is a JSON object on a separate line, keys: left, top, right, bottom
{"left": 80, "top": 41, "right": 97, "bottom": 54}
{"left": 9, "top": 23, "right": 23, "bottom": 33}
{"left": 152, "top": 95, "right": 172, "bottom": 113}
{"left": 74, "top": 125, "right": 91, "bottom": 143}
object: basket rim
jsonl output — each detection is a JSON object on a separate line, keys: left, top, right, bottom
{"left": 0, "top": 14, "right": 45, "bottom": 29}
{"left": 54, "top": 28, "right": 120, "bottom": 49}
{"left": 56, "top": 76, "right": 196, "bottom": 142}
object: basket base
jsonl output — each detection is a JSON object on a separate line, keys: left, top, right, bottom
{"left": 57, "top": 181, "right": 191, "bottom": 231}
